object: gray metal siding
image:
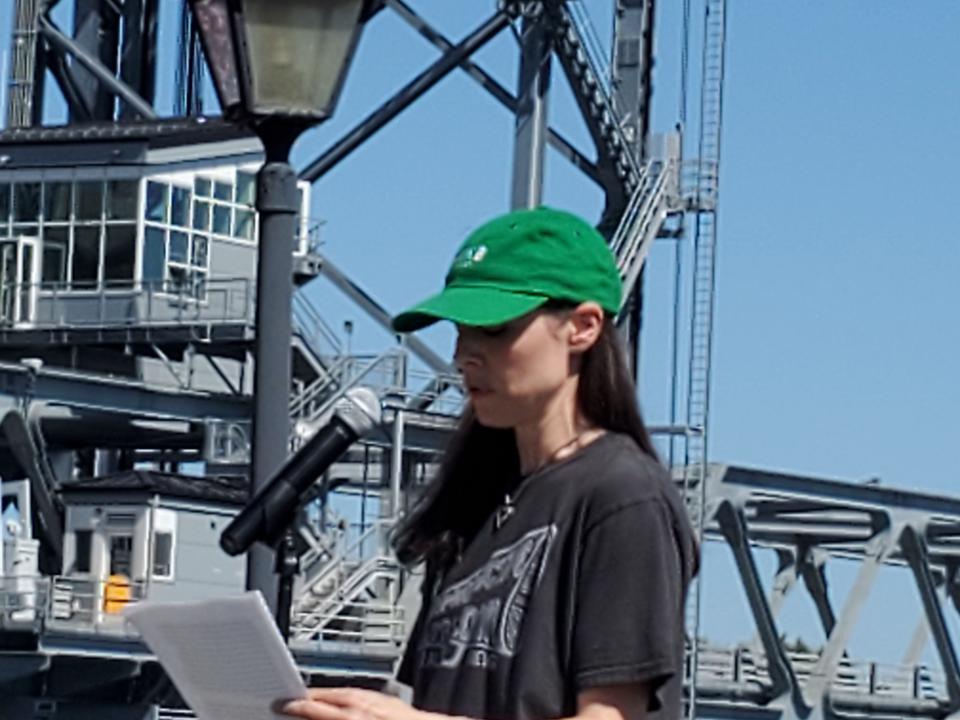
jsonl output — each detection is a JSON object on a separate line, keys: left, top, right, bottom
{"left": 146, "top": 510, "right": 244, "bottom": 603}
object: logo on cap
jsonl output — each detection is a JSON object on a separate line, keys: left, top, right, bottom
{"left": 454, "top": 244, "right": 488, "bottom": 269}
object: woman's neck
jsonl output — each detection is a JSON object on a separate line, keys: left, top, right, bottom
{"left": 514, "top": 382, "right": 598, "bottom": 476}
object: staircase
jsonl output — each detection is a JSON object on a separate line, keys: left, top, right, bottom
{"left": 291, "top": 520, "right": 404, "bottom": 648}
{"left": 551, "top": 2, "right": 640, "bottom": 196}
{"left": 611, "top": 157, "right": 680, "bottom": 307}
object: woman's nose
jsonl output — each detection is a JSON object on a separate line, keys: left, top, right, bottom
{"left": 453, "top": 331, "right": 481, "bottom": 371}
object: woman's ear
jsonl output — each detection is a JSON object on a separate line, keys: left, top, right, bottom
{"left": 568, "top": 302, "right": 605, "bottom": 354}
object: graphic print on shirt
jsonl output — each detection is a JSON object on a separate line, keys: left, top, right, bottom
{"left": 420, "top": 524, "right": 557, "bottom": 672}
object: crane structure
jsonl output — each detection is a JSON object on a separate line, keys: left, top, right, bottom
{"left": 0, "top": 2, "right": 955, "bottom": 720}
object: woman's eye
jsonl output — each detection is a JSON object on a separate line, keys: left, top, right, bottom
{"left": 480, "top": 324, "right": 509, "bottom": 337}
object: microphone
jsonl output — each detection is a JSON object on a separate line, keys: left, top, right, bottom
{"left": 220, "top": 387, "right": 382, "bottom": 556}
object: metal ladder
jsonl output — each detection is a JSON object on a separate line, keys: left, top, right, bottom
{"left": 683, "top": 1, "right": 727, "bottom": 717}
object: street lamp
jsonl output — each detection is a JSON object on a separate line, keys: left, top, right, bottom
{"left": 188, "top": 0, "right": 370, "bottom": 636}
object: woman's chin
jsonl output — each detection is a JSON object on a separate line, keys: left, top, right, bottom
{"left": 471, "top": 405, "right": 515, "bottom": 430}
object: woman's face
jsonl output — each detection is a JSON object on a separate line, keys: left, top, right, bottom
{"left": 453, "top": 304, "right": 601, "bottom": 429}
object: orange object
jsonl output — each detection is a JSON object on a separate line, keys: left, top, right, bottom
{"left": 103, "top": 573, "right": 132, "bottom": 613}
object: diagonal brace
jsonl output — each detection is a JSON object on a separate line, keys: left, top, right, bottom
{"left": 900, "top": 524, "right": 960, "bottom": 709}
{"left": 37, "top": 15, "right": 157, "bottom": 120}
{"left": 385, "top": 0, "right": 600, "bottom": 185}
{"left": 299, "top": 10, "right": 512, "bottom": 182}
{"left": 748, "top": 548, "right": 796, "bottom": 655}
{"left": 716, "top": 500, "right": 800, "bottom": 704}
{"left": 798, "top": 546, "right": 837, "bottom": 639}
{"left": 803, "top": 526, "right": 893, "bottom": 709}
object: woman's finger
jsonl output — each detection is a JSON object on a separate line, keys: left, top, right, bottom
{"left": 280, "top": 698, "right": 353, "bottom": 720}
{"left": 305, "top": 687, "right": 378, "bottom": 705}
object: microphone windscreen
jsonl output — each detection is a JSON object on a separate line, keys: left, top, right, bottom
{"left": 334, "top": 386, "right": 382, "bottom": 436}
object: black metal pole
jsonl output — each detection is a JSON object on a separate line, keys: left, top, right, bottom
{"left": 275, "top": 529, "right": 300, "bottom": 641}
{"left": 247, "top": 122, "right": 303, "bottom": 617}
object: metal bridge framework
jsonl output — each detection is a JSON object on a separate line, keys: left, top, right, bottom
{"left": 1, "top": 2, "right": 957, "bottom": 720}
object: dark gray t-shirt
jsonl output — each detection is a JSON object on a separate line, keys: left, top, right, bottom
{"left": 397, "top": 432, "right": 698, "bottom": 720}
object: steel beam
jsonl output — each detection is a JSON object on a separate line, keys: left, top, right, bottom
{"left": 119, "top": 0, "right": 159, "bottom": 120}
{"left": 385, "top": 0, "right": 601, "bottom": 185}
{"left": 316, "top": 253, "right": 454, "bottom": 377}
{"left": 44, "top": 45, "right": 94, "bottom": 121}
{"left": 797, "top": 548, "right": 837, "bottom": 638}
{"left": 900, "top": 524, "right": 960, "bottom": 709}
{"left": 715, "top": 500, "right": 800, "bottom": 707}
{"left": 612, "top": 0, "right": 655, "bottom": 159}
{"left": 71, "top": 0, "right": 120, "bottom": 120}
{"left": 299, "top": 10, "right": 512, "bottom": 182}
{"left": 0, "top": 361, "right": 249, "bottom": 422}
{"left": 37, "top": 15, "right": 158, "bottom": 121}
{"left": 802, "top": 526, "right": 893, "bottom": 710}
{"left": 747, "top": 548, "right": 796, "bottom": 658}
{"left": 510, "top": 14, "right": 552, "bottom": 209}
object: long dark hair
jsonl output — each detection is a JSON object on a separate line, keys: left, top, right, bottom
{"left": 392, "top": 312, "right": 658, "bottom": 568}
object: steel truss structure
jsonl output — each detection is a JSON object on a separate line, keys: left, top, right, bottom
{"left": 3, "top": 2, "right": 958, "bottom": 720}
{"left": 693, "top": 465, "right": 960, "bottom": 720}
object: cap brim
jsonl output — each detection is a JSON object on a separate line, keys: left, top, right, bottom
{"left": 392, "top": 286, "right": 549, "bottom": 333}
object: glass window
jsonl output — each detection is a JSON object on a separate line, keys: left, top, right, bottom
{"left": 168, "top": 265, "right": 189, "bottom": 294}
{"left": 170, "top": 231, "right": 188, "bottom": 263}
{"left": 75, "top": 530, "right": 92, "bottom": 573}
{"left": 42, "top": 227, "right": 69, "bottom": 284}
{"left": 192, "top": 270, "right": 207, "bottom": 300}
{"left": 104, "top": 224, "right": 136, "bottom": 285}
{"left": 14, "top": 182, "right": 41, "bottom": 222}
{"left": 234, "top": 209, "right": 255, "bottom": 241}
{"left": 44, "top": 182, "right": 71, "bottom": 222}
{"left": 0, "top": 184, "right": 10, "bottom": 222}
{"left": 192, "top": 199, "right": 210, "bottom": 231}
{"left": 152, "top": 531, "right": 174, "bottom": 578}
{"left": 236, "top": 171, "right": 256, "bottom": 206}
{"left": 75, "top": 180, "right": 104, "bottom": 220}
{"left": 194, "top": 177, "right": 212, "bottom": 197}
{"left": 213, "top": 180, "right": 232, "bottom": 201}
{"left": 212, "top": 204, "right": 231, "bottom": 235}
{"left": 72, "top": 226, "right": 100, "bottom": 287}
{"left": 143, "top": 226, "right": 166, "bottom": 284}
{"left": 145, "top": 181, "right": 167, "bottom": 222}
{"left": 107, "top": 180, "right": 138, "bottom": 220}
{"left": 191, "top": 234, "right": 209, "bottom": 268}
{"left": 171, "top": 186, "right": 190, "bottom": 227}
{"left": 109, "top": 535, "right": 133, "bottom": 576}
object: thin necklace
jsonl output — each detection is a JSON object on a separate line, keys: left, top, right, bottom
{"left": 494, "top": 432, "right": 589, "bottom": 531}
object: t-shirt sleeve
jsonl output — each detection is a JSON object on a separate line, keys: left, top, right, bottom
{"left": 572, "top": 498, "right": 686, "bottom": 707}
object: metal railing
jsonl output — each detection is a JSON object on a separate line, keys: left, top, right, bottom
{"left": 691, "top": 642, "right": 948, "bottom": 703}
{"left": 292, "top": 290, "right": 342, "bottom": 357}
{"left": 299, "top": 519, "right": 394, "bottom": 592}
{"left": 289, "top": 350, "right": 406, "bottom": 432}
{"left": 291, "top": 599, "right": 405, "bottom": 647}
{"left": 611, "top": 159, "right": 678, "bottom": 307}
{"left": 292, "top": 557, "right": 400, "bottom": 643}
{"left": 0, "top": 574, "right": 147, "bottom": 635}
{"left": 3, "top": 278, "right": 255, "bottom": 329}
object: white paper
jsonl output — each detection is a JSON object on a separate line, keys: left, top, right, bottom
{"left": 124, "top": 591, "right": 308, "bottom": 720}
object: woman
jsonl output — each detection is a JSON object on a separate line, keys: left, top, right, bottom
{"left": 283, "top": 207, "right": 699, "bottom": 720}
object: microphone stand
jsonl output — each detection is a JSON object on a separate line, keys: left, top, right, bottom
{"left": 275, "top": 528, "right": 300, "bottom": 641}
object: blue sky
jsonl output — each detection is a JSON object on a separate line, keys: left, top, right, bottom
{"left": 2, "top": 0, "right": 959, "bottom": 668}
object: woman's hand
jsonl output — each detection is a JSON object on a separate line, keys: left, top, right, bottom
{"left": 280, "top": 687, "right": 430, "bottom": 720}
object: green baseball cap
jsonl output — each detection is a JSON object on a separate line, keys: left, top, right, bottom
{"left": 392, "top": 206, "right": 622, "bottom": 332}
